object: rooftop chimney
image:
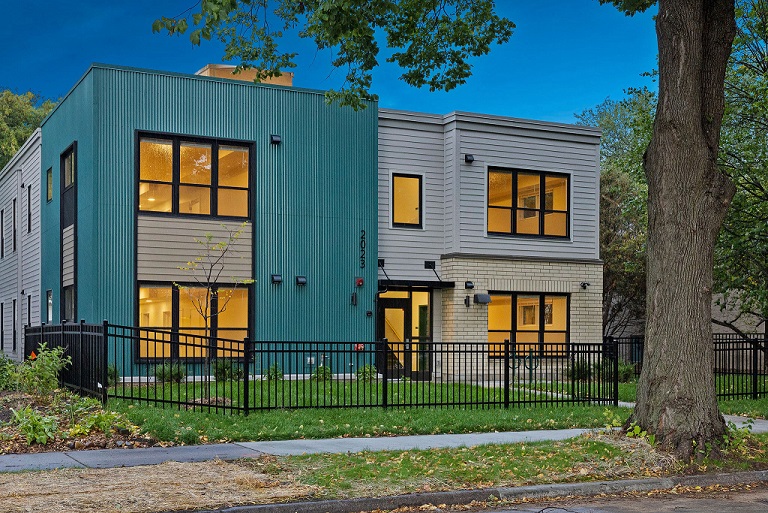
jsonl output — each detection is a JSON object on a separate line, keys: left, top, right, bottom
{"left": 195, "top": 64, "right": 293, "bottom": 86}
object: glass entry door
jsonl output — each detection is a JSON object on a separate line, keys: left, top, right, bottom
{"left": 376, "top": 291, "right": 432, "bottom": 380}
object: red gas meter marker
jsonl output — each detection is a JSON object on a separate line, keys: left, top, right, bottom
{"left": 355, "top": 277, "right": 364, "bottom": 287}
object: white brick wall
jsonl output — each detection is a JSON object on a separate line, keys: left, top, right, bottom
{"left": 439, "top": 256, "right": 603, "bottom": 345}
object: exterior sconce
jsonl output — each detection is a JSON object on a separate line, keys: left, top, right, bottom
{"left": 464, "top": 296, "right": 471, "bottom": 308}
{"left": 271, "top": 274, "right": 283, "bottom": 284}
{"left": 464, "top": 281, "right": 474, "bottom": 290}
{"left": 296, "top": 276, "right": 307, "bottom": 286}
{"left": 473, "top": 293, "right": 492, "bottom": 305}
{"left": 464, "top": 154, "right": 474, "bottom": 163}
{"left": 580, "top": 282, "right": 591, "bottom": 290}
{"left": 270, "top": 134, "right": 282, "bottom": 145}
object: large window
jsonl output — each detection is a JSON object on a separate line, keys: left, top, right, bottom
{"left": 138, "top": 135, "right": 250, "bottom": 218}
{"left": 487, "top": 168, "right": 569, "bottom": 237}
{"left": 391, "top": 174, "right": 422, "bottom": 228}
{"left": 138, "top": 284, "right": 249, "bottom": 359}
{"left": 488, "top": 293, "right": 569, "bottom": 357}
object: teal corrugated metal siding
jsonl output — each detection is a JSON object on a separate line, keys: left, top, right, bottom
{"left": 45, "top": 64, "right": 377, "bottom": 341}
{"left": 40, "top": 71, "right": 95, "bottom": 323}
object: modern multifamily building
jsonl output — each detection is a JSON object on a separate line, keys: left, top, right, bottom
{"left": 0, "top": 64, "right": 603, "bottom": 374}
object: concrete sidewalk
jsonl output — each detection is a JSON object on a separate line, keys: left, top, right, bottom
{"left": 1, "top": 414, "right": 766, "bottom": 473}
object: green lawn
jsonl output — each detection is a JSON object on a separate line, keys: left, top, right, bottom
{"left": 109, "top": 378, "right": 617, "bottom": 410}
{"left": 111, "top": 399, "right": 631, "bottom": 445}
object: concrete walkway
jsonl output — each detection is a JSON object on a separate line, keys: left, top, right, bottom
{"left": 1, "top": 414, "right": 766, "bottom": 473}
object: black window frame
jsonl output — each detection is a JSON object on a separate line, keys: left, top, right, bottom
{"left": 12, "top": 197, "right": 17, "bottom": 253}
{"left": 136, "top": 132, "right": 253, "bottom": 220}
{"left": 27, "top": 184, "right": 32, "bottom": 234}
{"left": 391, "top": 173, "right": 423, "bottom": 229}
{"left": 1, "top": 209, "right": 4, "bottom": 258}
{"left": 26, "top": 294, "right": 31, "bottom": 327}
{"left": 46, "top": 290, "right": 53, "bottom": 324}
{"left": 12, "top": 298, "right": 17, "bottom": 352}
{"left": 487, "top": 292, "right": 571, "bottom": 358}
{"left": 487, "top": 168, "right": 571, "bottom": 238}
{"left": 46, "top": 167, "right": 53, "bottom": 202}
{"left": 135, "top": 281, "right": 252, "bottom": 362}
{"left": 62, "top": 147, "right": 75, "bottom": 191}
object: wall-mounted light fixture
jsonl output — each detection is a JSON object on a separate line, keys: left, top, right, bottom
{"left": 580, "top": 282, "right": 591, "bottom": 290}
{"left": 464, "top": 281, "right": 474, "bottom": 290}
{"left": 271, "top": 274, "right": 283, "bottom": 284}
{"left": 464, "top": 154, "right": 475, "bottom": 163}
{"left": 464, "top": 296, "right": 471, "bottom": 308}
{"left": 270, "top": 134, "right": 282, "bottom": 145}
{"left": 474, "top": 293, "right": 492, "bottom": 305}
{"left": 424, "top": 261, "right": 436, "bottom": 270}
{"left": 295, "top": 276, "right": 307, "bottom": 286}
{"left": 378, "top": 259, "right": 385, "bottom": 268}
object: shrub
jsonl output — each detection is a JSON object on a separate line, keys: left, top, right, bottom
{"left": 311, "top": 365, "right": 333, "bottom": 381}
{"left": 356, "top": 364, "right": 378, "bottom": 382}
{"left": 213, "top": 359, "right": 244, "bottom": 381}
{"left": 153, "top": 361, "right": 186, "bottom": 383}
{"left": 0, "top": 353, "right": 17, "bottom": 391}
{"left": 11, "top": 406, "right": 58, "bottom": 445}
{"left": 264, "top": 362, "right": 284, "bottom": 381}
{"left": 107, "top": 364, "right": 120, "bottom": 387}
{"left": 16, "top": 343, "right": 71, "bottom": 397}
{"left": 567, "top": 359, "right": 592, "bottom": 381}
{"left": 591, "top": 359, "right": 637, "bottom": 383}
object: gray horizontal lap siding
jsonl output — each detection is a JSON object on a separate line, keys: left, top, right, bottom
{"left": 136, "top": 216, "right": 253, "bottom": 283}
{"left": 61, "top": 225, "right": 75, "bottom": 287}
{"left": 451, "top": 124, "right": 600, "bottom": 260}
{"left": 0, "top": 130, "right": 41, "bottom": 359}
{"left": 378, "top": 116, "right": 446, "bottom": 282}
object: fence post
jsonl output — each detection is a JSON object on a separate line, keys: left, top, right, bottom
{"left": 78, "top": 319, "right": 85, "bottom": 396}
{"left": 752, "top": 336, "right": 759, "bottom": 401}
{"left": 382, "top": 339, "right": 388, "bottom": 409}
{"left": 503, "top": 338, "right": 510, "bottom": 408}
{"left": 102, "top": 320, "right": 109, "bottom": 405}
{"left": 611, "top": 337, "right": 619, "bottom": 407}
{"left": 243, "top": 337, "right": 250, "bottom": 415}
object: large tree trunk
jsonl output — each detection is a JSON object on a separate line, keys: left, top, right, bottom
{"left": 633, "top": 0, "right": 736, "bottom": 459}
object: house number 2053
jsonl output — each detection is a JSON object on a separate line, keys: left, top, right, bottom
{"left": 359, "top": 230, "right": 366, "bottom": 269}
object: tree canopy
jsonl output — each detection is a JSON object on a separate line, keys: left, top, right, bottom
{"left": 153, "top": 0, "right": 514, "bottom": 108}
{"left": 0, "top": 90, "right": 55, "bottom": 169}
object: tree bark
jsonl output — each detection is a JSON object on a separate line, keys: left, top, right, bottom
{"left": 633, "top": 0, "right": 736, "bottom": 459}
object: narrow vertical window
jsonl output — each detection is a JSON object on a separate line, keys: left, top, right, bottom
{"left": 27, "top": 185, "right": 32, "bottom": 233}
{"left": 0, "top": 303, "right": 4, "bottom": 350}
{"left": 392, "top": 174, "right": 422, "bottom": 228}
{"left": 46, "top": 168, "right": 53, "bottom": 202}
{"left": 12, "top": 198, "right": 17, "bottom": 252}
{"left": 1, "top": 209, "right": 4, "bottom": 258}
{"left": 27, "top": 294, "right": 31, "bottom": 327}
{"left": 12, "top": 299, "right": 17, "bottom": 352}
{"left": 63, "top": 149, "right": 75, "bottom": 189}
{"left": 46, "top": 290, "right": 53, "bottom": 324}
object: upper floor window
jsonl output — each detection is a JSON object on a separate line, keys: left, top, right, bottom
{"left": 46, "top": 168, "right": 53, "bottom": 202}
{"left": 487, "top": 168, "right": 569, "bottom": 237}
{"left": 392, "top": 173, "right": 422, "bottom": 228}
{"left": 138, "top": 135, "right": 250, "bottom": 218}
{"left": 62, "top": 148, "right": 75, "bottom": 189}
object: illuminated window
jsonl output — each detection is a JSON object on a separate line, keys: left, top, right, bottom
{"left": 138, "top": 135, "right": 250, "bottom": 218}
{"left": 392, "top": 174, "right": 422, "bottom": 228}
{"left": 62, "top": 148, "right": 75, "bottom": 189}
{"left": 488, "top": 293, "right": 569, "bottom": 357}
{"left": 46, "top": 168, "right": 53, "bottom": 202}
{"left": 138, "top": 284, "right": 249, "bottom": 359}
{"left": 487, "top": 168, "right": 569, "bottom": 237}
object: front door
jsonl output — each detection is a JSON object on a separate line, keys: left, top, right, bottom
{"left": 376, "top": 294, "right": 432, "bottom": 380}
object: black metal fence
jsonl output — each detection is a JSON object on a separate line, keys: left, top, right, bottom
{"left": 611, "top": 334, "right": 768, "bottom": 400}
{"left": 24, "top": 322, "right": 616, "bottom": 413}
{"left": 25, "top": 321, "right": 107, "bottom": 403}
{"left": 25, "top": 321, "right": 766, "bottom": 414}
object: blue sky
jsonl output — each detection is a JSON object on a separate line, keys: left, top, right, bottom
{"left": 0, "top": 1, "right": 657, "bottom": 123}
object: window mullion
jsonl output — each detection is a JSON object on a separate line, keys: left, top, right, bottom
{"left": 511, "top": 171, "right": 517, "bottom": 234}
{"left": 173, "top": 138, "right": 180, "bottom": 215}
{"left": 212, "top": 141, "right": 219, "bottom": 216}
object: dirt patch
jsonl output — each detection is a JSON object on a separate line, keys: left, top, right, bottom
{"left": 0, "top": 458, "right": 313, "bottom": 513}
{"left": 0, "top": 391, "right": 165, "bottom": 455}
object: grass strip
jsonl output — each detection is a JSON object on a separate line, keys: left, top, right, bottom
{"left": 111, "top": 401, "right": 631, "bottom": 444}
